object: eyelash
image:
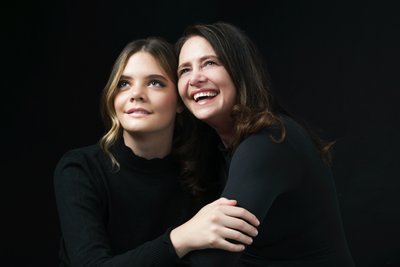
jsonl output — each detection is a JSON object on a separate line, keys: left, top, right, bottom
{"left": 178, "top": 60, "right": 217, "bottom": 76}
{"left": 149, "top": 79, "right": 165, "bottom": 87}
{"left": 117, "top": 80, "right": 129, "bottom": 89}
{"left": 116, "top": 79, "right": 166, "bottom": 89}
{"left": 178, "top": 68, "right": 189, "bottom": 76}
{"left": 204, "top": 60, "right": 215, "bottom": 66}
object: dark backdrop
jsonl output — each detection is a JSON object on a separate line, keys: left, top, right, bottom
{"left": 3, "top": 0, "right": 399, "bottom": 266}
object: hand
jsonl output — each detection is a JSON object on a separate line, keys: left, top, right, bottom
{"left": 170, "top": 197, "right": 260, "bottom": 258}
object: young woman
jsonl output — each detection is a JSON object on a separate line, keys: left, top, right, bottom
{"left": 174, "top": 22, "right": 355, "bottom": 266}
{"left": 54, "top": 37, "right": 259, "bottom": 267}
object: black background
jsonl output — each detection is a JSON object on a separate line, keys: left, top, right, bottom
{"left": 3, "top": 0, "right": 399, "bottom": 266}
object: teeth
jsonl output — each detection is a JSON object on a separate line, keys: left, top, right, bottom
{"left": 193, "top": 91, "right": 217, "bottom": 102}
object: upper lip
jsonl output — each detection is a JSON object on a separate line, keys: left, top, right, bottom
{"left": 125, "top": 107, "right": 151, "bottom": 114}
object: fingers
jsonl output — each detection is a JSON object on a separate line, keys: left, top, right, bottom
{"left": 206, "top": 199, "right": 260, "bottom": 236}
{"left": 170, "top": 198, "right": 260, "bottom": 256}
{"left": 210, "top": 198, "right": 260, "bottom": 227}
{"left": 210, "top": 238, "right": 246, "bottom": 252}
{"left": 213, "top": 205, "right": 260, "bottom": 229}
{"left": 221, "top": 227, "right": 254, "bottom": 245}
{"left": 223, "top": 216, "right": 258, "bottom": 238}
{"left": 222, "top": 205, "right": 260, "bottom": 227}
{"left": 212, "top": 197, "right": 237, "bottom": 206}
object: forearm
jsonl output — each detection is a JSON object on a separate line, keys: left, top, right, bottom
{"left": 59, "top": 227, "right": 181, "bottom": 267}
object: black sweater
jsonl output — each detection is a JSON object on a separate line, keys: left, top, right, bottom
{"left": 54, "top": 139, "right": 195, "bottom": 266}
{"left": 189, "top": 116, "right": 355, "bottom": 266}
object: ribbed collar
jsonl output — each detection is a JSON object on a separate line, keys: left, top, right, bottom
{"left": 110, "top": 138, "right": 178, "bottom": 175}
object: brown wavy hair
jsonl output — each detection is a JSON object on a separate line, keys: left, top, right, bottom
{"left": 99, "top": 37, "right": 215, "bottom": 197}
{"left": 175, "top": 22, "right": 334, "bottom": 165}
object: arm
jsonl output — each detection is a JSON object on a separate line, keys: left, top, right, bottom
{"left": 188, "top": 132, "right": 302, "bottom": 266}
{"left": 54, "top": 152, "right": 181, "bottom": 267}
{"left": 55, "top": 150, "right": 259, "bottom": 266}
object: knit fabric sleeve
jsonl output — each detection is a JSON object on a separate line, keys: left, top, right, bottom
{"left": 54, "top": 149, "right": 184, "bottom": 267}
{"left": 188, "top": 130, "right": 302, "bottom": 266}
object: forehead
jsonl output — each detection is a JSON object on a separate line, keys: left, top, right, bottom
{"left": 123, "top": 51, "right": 166, "bottom": 76}
{"left": 179, "top": 36, "right": 216, "bottom": 63}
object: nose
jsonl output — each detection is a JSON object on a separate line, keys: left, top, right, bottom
{"left": 129, "top": 86, "right": 146, "bottom": 102}
{"left": 130, "top": 96, "right": 144, "bottom": 102}
{"left": 188, "top": 70, "right": 207, "bottom": 87}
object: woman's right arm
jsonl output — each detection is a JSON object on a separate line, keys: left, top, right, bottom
{"left": 54, "top": 152, "right": 182, "bottom": 267}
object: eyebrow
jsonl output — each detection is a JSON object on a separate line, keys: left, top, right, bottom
{"left": 119, "top": 75, "right": 132, "bottom": 81}
{"left": 119, "top": 74, "right": 168, "bottom": 82}
{"left": 178, "top": 55, "right": 218, "bottom": 70}
{"left": 146, "top": 74, "right": 168, "bottom": 81}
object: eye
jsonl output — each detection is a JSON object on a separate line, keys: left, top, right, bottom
{"left": 204, "top": 60, "right": 216, "bottom": 66}
{"left": 148, "top": 79, "right": 166, "bottom": 88}
{"left": 178, "top": 68, "right": 190, "bottom": 77}
{"left": 117, "top": 80, "right": 130, "bottom": 89}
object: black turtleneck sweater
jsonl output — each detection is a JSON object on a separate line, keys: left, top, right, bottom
{"left": 188, "top": 115, "right": 355, "bottom": 266}
{"left": 54, "top": 139, "right": 195, "bottom": 266}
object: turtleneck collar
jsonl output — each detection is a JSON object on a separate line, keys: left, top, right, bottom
{"left": 110, "top": 138, "right": 178, "bottom": 175}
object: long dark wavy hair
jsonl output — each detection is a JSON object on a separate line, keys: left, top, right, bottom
{"left": 175, "top": 22, "right": 334, "bottom": 165}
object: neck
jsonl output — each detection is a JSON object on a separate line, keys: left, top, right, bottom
{"left": 208, "top": 119, "right": 235, "bottom": 148}
{"left": 218, "top": 132, "right": 235, "bottom": 148}
{"left": 123, "top": 131, "right": 173, "bottom": 159}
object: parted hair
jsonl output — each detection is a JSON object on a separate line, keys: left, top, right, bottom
{"left": 175, "top": 22, "right": 333, "bottom": 164}
{"left": 99, "top": 37, "right": 219, "bottom": 198}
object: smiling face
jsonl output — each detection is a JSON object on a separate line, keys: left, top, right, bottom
{"left": 177, "top": 36, "right": 237, "bottom": 130}
{"left": 114, "top": 51, "right": 180, "bottom": 139}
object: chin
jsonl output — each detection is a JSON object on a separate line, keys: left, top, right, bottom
{"left": 191, "top": 112, "right": 212, "bottom": 122}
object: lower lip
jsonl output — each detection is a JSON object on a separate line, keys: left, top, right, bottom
{"left": 126, "top": 112, "right": 150, "bottom": 118}
{"left": 194, "top": 96, "right": 217, "bottom": 105}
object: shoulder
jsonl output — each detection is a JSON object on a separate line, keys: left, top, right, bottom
{"left": 54, "top": 143, "right": 108, "bottom": 187}
{"left": 230, "top": 116, "right": 311, "bottom": 178}
{"left": 226, "top": 119, "right": 304, "bottom": 195}
{"left": 279, "top": 115, "right": 323, "bottom": 163}
{"left": 238, "top": 115, "right": 317, "bottom": 155}
{"left": 234, "top": 120, "right": 297, "bottom": 164}
{"left": 55, "top": 143, "right": 105, "bottom": 168}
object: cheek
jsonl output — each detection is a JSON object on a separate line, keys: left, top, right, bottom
{"left": 228, "top": 81, "right": 237, "bottom": 99}
{"left": 157, "top": 92, "right": 179, "bottom": 113}
{"left": 228, "top": 88, "right": 237, "bottom": 106}
{"left": 221, "top": 73, "right": 237, "bottom": 100}
{"left": 113, "top": 94, "right": 123, "bottom": 112}
{"left": 177, "top": 79, "right": 187, "bottom": 98}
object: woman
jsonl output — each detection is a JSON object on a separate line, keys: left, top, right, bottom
{"left": 174, "top": 22, "right": 355, "bottom": 266}
{"left": 54, "top": 37, "right": 259, "bottom": 267}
